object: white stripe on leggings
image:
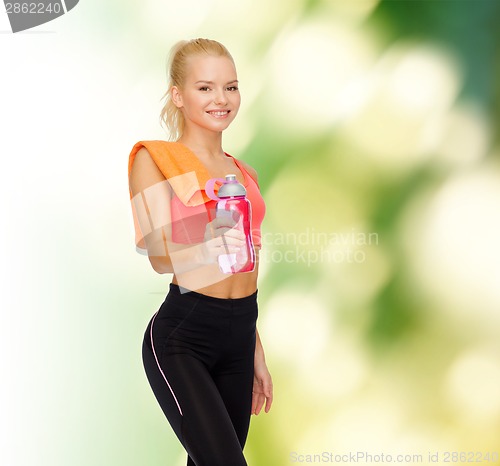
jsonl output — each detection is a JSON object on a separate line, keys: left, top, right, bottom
{"left": 150, "top": 311, "right": 183, "bottom": 416}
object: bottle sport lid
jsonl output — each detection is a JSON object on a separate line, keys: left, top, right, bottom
{"left": 218, "top": 174, "right": 246, "bottom": 198}
{"left": 205, "top": 174, "right": 247, "bottom": 200}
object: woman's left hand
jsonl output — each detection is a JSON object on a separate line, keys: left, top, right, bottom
{"left": 252, "top": 356, "right": 273, "bottom": 415}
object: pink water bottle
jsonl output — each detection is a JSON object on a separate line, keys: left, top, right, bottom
{"left": 205, "top": 174, "right": 256, "bottom": 274}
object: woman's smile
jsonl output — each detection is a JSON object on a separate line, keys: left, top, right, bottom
{"left": 206, "top": 110, "right": 231, "bottom": 119}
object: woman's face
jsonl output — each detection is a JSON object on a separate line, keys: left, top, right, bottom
{"left": 173, "top": 55, "right": 241, "bottom": 135}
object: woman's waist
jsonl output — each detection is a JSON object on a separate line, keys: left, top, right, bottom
{"left": 172, "top": 266, "right": 258, "bottom": 299}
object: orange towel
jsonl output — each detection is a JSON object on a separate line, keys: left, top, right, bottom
{"left": 129, "top": 140, "right": 217, "bottom": 206}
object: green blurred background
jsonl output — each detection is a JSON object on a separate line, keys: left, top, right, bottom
{"left": 1, "top": 0, "right": 499, "bottom": 465}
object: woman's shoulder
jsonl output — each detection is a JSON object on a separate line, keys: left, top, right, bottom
{"left": 129, "top": 140, "right": 181, "bottom": 167}
{"left": 131, "top": 139, "right": 175, "bottom": 153}
{"left": 226, "top": 153, "right": 259, "bottom": 183}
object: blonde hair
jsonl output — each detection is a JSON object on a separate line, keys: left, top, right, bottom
{"left": 159, "top": 38, "right": 235, "bottom": 141}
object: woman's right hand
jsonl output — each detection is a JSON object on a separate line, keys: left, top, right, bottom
{"left": 201, "top": 215, "right": 246, "bottom": 265}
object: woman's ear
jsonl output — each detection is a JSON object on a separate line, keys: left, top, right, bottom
{"left": 171, "top": 86, "right": 183, "bottom": 108}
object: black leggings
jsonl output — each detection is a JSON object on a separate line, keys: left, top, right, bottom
{"left": 142, "top": 283, "right": 258, "bottom": 466}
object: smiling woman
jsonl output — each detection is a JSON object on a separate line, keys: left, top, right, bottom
{"left": 159, "top": 39, "right": 240, "bottom": 141}
{"left": 128, "top": 38, "right": 272, "bottom": 466}
{"left": 170, "top": 54, "right": 241, "bottom": 136}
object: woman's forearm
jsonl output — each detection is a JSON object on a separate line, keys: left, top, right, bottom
{"left": 149, "top": 240, "right": 207, "bottom": 275}
{"left": 255, "top": 327, "right": 266, "bottom": 362}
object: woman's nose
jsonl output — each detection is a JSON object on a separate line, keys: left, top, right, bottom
{"left": 214, "top": 89, "right": 228, "bottom": 105}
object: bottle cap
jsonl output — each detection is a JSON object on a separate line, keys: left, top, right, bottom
{"left": 217, "top": 174, "right": 246, "bottom": 198}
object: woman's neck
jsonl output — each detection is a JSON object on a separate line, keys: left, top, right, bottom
{"left": 178, "top": 127, "right": 225, "bottom": 160}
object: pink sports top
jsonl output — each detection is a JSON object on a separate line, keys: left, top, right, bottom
{"left": 128, "top": 140, "right": 266, "bottom": 253}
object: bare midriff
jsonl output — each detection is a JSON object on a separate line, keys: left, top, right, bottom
{"left": 171, "top": 248, "right": 261, "bottom": 298}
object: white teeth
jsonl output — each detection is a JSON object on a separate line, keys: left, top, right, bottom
{"left": 209, "top": 111, "right": 228, "bottom": 116}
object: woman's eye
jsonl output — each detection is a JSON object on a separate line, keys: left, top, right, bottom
{"left": 199, "top": 87, "right": 210, "bottom": 91}
{"left": 227, "top": 86, "right": 239, "bottom": 91}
